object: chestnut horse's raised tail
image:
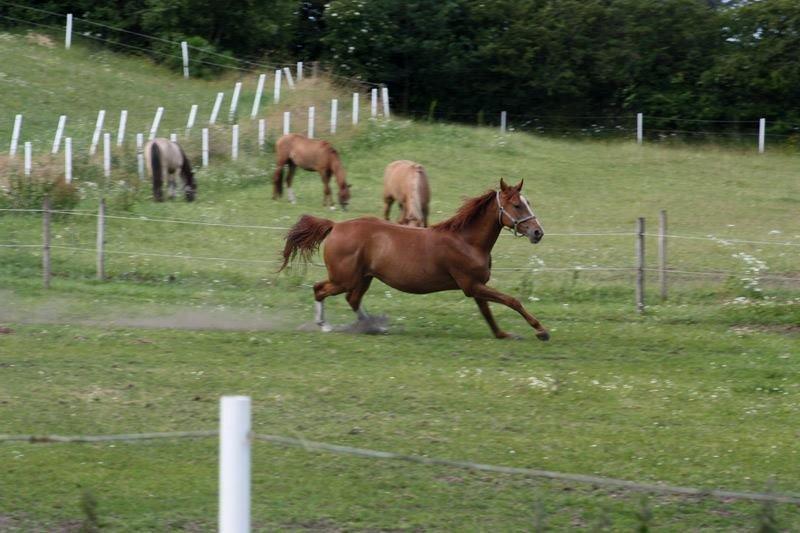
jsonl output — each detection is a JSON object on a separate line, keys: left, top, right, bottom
{"left": 279, "top": 215, "right": 335, "bottom": 271}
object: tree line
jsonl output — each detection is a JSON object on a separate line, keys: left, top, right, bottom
{"left": 4, "top": 0, "right": 800, "bottom": 132}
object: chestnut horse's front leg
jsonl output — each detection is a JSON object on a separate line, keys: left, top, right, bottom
{"left": 465, "top": 282, "right": 549, "bottom": 341}
{"left": 475, "top": 298, "right": 515, "bottom": 339}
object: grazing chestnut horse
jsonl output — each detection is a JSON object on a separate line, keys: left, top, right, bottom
{"left": 280, "top": 179, "right": 549, "bottom": 340}
{"left": 144, "top": 138, "right": 196, "bottom": 202}
{"left": 383, "top": 160, "right": 431, "bottom": 227}
{"left": 272, "top": 133, "right": 351, "bottom": 209}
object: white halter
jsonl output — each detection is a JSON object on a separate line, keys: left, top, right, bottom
{"left": 496, "top": 190, "right": 537, "bottom": 237}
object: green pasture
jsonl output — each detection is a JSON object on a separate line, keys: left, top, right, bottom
{"left": 1, "top": 35, "right": 799, "bottom": 531}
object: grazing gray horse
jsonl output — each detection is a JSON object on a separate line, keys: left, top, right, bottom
{"left": 144, "top": 138, "right": 197, "bottom": 202}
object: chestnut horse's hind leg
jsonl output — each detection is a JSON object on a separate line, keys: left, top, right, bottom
{"left": 462, "top": 282, "right": 550, "bottom": 341}
{"left": 286, "top": 162, "right": 297, "bottom": 203}
{"left": 313, "top": 279, "right": 346, "bottom": 332}
{"left": 346, "top": 276, "right": 373, "bottom": 320}
{"left": 273, "top": 158, "right": 288, "bottom": 200}
{"left": 383, "top": 195, "right": 394, "bottom": 221}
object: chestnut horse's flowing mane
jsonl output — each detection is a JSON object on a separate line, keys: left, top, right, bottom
{"left": 432, "top": 190, "right": 496, "bottom": 232}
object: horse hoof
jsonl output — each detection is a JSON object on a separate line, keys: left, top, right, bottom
{"left": 329, "top": 206, "right": 336, "bottom": 211}
{"left": 496, "top": 331, "right": 522, "bottom": 340}
{"left": 536, "top": 331, "right": 550, "bottom": 342}
{"left": 318, "top": 322, "right": 333, "bottom": 333}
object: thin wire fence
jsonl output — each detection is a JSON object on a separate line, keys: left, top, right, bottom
{"left": 1, "top": 430, "right": 798, "bottom": 505}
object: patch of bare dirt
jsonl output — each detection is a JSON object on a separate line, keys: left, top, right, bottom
{"left": 729, "top": 324, "right": 800, "bottom": 336}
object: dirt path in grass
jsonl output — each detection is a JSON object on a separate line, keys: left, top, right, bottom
{"left": 0, "top": 291, "right": 282, "bottom": 331}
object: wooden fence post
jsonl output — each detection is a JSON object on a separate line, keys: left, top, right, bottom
{"left": 636, "top": 217, "right": 645, "bottom": 313}
{"left": 43, "top": 197, "right": 51, "bottom": 289}
{"left": 659, "top": 210, "right": 667, "bottom": 302}
{"left": 96, "top": 198, "right": 105, "bottom": 281}
{"left": 52, "top": 115, "right": 66, "bottom": 154}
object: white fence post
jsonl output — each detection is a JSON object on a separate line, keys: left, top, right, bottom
{"left": 500, "top": 111, "right": 507, "bottom": 134}
{"left": 370, "top": 88, "right": 378, "bottom": 118}
{"left": 202, "top": 128, "right": 209, "bottom": 167}
{"left": 251, "top": 74, "right": 266, "bottom": 119}
{"left": 64, "top": 137, "right": 72, "bottom": 183}
{"left": 170, "top": 132, "right": 178, "bottom": 143}
{"left": 231, "top": 124, "right": 239, "bottom": 160}
{"left": 229, "top": 82, "right": 242, "bottom": 122}
{"left": 23, "top": 142, "right": 32, "bottom": 176}
{"left": 352, "top": 93, "right": 359, "bottom": 125}
{"left": 283, "top": 67, "right": 295, "bottom": 89}
{"left": 636, "top": 217, "right": 645, "bottom": 314}
{"left": 96, "top": 198, "right": 105, "bottom": 281}
{"left": 297, "top": 61, "right": 304, "bottom": 81}
{"left": 210, "top": 92, "right": 224, "bottom": 125}
{"left": 90, "top": 110, "right": 105, "bottom": 155}
{"left": 149, "top": 107, "right": 164, "bottom": 140}
{"left": 308, "top": 106, "right": 315, "bottom": 138}
{"left": 116, "top": 110, "right": 127, "bottom": 147}
{"left": 283, "top": 112, "right": 290, "bottom": 135}
{"left": 273, "top": 69, "right": 282, "bottom": 103}
{"left": 181, "top": 41, "right": 189, "bottom": 78}
{"left": 9, "top": 114, "right": 22, "bottom": 157}
{"left": 103, "top": 133, "right": 111, "bottom": 178}
{"left": 330, "top": 99, "right": 338, "bottom": 134}
{"left": 52, "top": 115, "right": 66, "bottom": 154}
{"left": 381, "top": 86, "right": 390, "bottom": 118}
{"left": 758, "top": 118, "right": 766, "bottom": 154}
{"left": 258, "top": 119, "right": 266, "bottom": 151}
{"left": 219, "top": 396, "right": 251, "bottom": 533}
{"left": 185, "top": 104, "right": 198, "bottom": 137}
{"left": 65, "top": 14, "right": 72, "bottom": 49}
{"left": 636, "top": 113, "right": 643, "bottom": 145}
{"left": 136, "top": 133, "right": 144, "bottom": 180}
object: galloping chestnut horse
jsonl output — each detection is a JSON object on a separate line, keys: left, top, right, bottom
{"left": 383, "top": 160, "right": 431, "bottom": 227}
{"left": 272, "top": 133, "right": 351, "bottom": 209}
{"left": 280, "top": 179, "right": 549, "bottom": 340}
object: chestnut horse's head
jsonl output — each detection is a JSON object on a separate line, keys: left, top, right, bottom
{"left": 497, "top": 179, "right": 544, "bottom": 243}
{"left": 338, "top": 183, "right": 351, "bottom": 210}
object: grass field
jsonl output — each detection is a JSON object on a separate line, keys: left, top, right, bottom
{"left": 1, "top": 32, "right": 800, "bottom": 531}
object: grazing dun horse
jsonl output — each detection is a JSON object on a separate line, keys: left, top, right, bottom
{"left": 382, "top": 160, "right": 431, "bottom": 227}
{"left": 144, "top": 138, "right": 196, "bottom": 202}
{"left": 272, "top": 133, "right": 351, "bottom": 209}
{"left": 280, "top": 179, "right": 548, "bottom": 340}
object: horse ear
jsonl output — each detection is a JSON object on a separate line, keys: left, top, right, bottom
{"left": 499, "top": 178, "right": 509, "bottom": 191}
{"left": 515, "top": 179, "right": 524, "bottom": 192}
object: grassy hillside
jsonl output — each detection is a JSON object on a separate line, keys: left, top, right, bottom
{"left": 1, "top": 34, "right": 799, "bottom": 531}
